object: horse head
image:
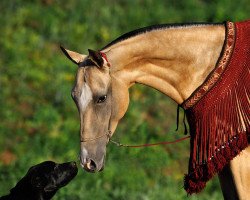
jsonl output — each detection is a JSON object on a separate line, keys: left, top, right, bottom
{"left": 61, "top": 47, "right": 130, "bottom": 172}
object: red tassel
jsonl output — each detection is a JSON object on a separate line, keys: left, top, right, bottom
{"left": 184, "top": 175, "right": 206, "bottom": 194}
{"left": 223, "top": 145, "right": 232, "bottom": 158}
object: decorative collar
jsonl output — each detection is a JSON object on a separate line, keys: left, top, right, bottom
{"left": 181, "top": 21, "right": 236, "bottom": 110}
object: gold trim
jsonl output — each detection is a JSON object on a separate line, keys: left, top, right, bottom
{"left": 182, "top": 22, "right": 236, "bottom": 110}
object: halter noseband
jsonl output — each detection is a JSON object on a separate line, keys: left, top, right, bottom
{"left": 80, "top": 131, "right": 112, "bottom": 143}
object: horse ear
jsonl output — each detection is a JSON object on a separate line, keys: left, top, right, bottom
{"left": 88, "top": 49, "right": 104, "bottom": 68}
{"left": 60, "top": 46, "right": 87, "bottom": 65}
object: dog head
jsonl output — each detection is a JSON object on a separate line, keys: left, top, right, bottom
{"left": 11, "top": 161, "right": 78, "bottom": 199}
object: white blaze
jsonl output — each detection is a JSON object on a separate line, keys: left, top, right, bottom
{"left": 80, "top": 146, "right": 89, "bottom": 167}
{"left": 79, "top": 83, "right": 93, "bottom": 112}
{"left": 79, "top": 84, "right": 92, "bottom": 167}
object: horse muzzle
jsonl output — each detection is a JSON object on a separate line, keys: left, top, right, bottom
{"left": 79, "top": 147, "right": 105, "bottom": 173}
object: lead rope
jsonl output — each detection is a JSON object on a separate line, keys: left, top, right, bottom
{"left": 109, "top": 135, "right": 190, "bottom": 148}
{"left": 176, "top": 105, "right": 188, "bottom": 135}
{"left": 108, "top": 104, "right": 190, "bottom": 148}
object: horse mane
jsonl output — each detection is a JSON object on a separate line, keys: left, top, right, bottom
{"left": 101, "top": 22, "right": 224, "bottom": 50}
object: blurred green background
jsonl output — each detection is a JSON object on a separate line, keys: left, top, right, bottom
{"left": 0, "top": 0, "right": 249, "bottom": 199}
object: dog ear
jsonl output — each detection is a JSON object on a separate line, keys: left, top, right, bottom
{"left": 31, "top": 175, "right": 56, "bottom": 192}
{"left": 31, "top": 176, "right": 42, "bottom": 187}
{"left": 31, "top": 176, "right": 44, "bottom": 188}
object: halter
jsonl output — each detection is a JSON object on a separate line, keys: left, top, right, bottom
{"left": 80, "top": 131, "right": 112, "bottom": 143}
{"left": 80, "top": 108, "right": 190, "bottom": 148}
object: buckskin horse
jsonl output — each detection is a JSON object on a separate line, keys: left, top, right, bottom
{"left": 61, "top": 20, "right": 250, "bottom": 200}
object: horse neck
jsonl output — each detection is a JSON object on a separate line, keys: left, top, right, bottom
{"left": 104, "top": 24, "right": 225, "bottom": 104}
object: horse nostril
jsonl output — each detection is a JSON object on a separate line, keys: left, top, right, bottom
{"left": 85, "top": 159, "right": 97, "bottom": 172}
{"left": 89, "top": 159, "right": 97, "bottom": 171}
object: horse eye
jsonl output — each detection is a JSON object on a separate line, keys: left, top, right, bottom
{"left": 97, "top": 95, "right": 107, "bottom": 103}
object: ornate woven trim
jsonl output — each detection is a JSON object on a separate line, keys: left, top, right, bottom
{"left": 182, "top": 22, "right": 236, "bottom": 110}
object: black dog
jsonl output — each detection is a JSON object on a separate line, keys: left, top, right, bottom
{"left": 0, "top": 161, "right": 78, "bottom": 200}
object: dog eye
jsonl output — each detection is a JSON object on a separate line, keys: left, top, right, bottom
{"left": 97, "top": 95, "right": 107, "bottom": 103}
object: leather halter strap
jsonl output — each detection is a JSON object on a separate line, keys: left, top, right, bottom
{"left": 80, "top": 131, "right": 112, "bottom": 143}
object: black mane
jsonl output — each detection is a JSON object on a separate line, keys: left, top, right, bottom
{"left": 101, "top": 22, "right": 223, "bottom": 50}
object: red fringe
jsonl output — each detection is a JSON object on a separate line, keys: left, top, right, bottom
{"left": 180, "top": 20, "right": 250, "bottom": 195}
{"left": 184, "top": 133, "right": 248, "bottom": 194}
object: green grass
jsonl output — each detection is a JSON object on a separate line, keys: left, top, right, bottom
{"left": 0, "top": 0, "right": 249, "bottom": 199}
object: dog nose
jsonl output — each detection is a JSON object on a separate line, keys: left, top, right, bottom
{"left": 71, "top": 161, "right": 77, "bottom": 167}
